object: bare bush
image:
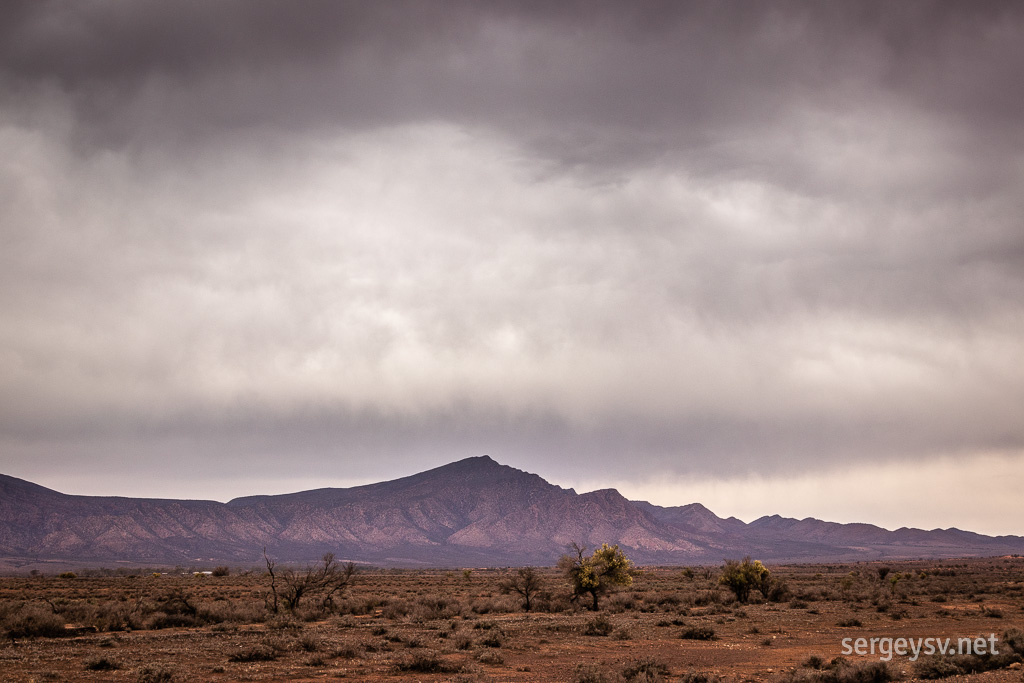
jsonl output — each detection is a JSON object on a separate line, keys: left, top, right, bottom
{"left": 499, "top": 566, "right": 543, "bottom": 611}
{"left": 263, "top": 550, "right": 355, "bottom": 614}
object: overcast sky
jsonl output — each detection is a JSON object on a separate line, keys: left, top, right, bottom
{"left": 2, "top": 1, "right": 1023, "bottom": 535}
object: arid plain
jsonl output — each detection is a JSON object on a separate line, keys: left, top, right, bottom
{"left": 2, "top": 557, "right": 1023, "bottom": 683}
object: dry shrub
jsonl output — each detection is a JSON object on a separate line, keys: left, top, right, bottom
{"left": 392, "top": 650, "right": 464, "bottom": 673}
{"left": 75, "top": 603, "right": 143, "bottom": 632}
{"left": 477, "top": 650, "right": 504, "bottom": 665}
{"left": 680, "top": 626, "right": 717, "bottom": 641}
{"left": 532, "top": 591, "right": 572, "bottom": 613}
{"left": 779, "top": 657, "right": 897, "bottom": 683}
{"left": 570, "top": 657, "right": 671, "bottom": 683}
{"left": 410, "top": 595, "right": 462, "bottom": 620}
{"left": 266, "top": 615, "right": 303, "bottom": 630}
{"left": 334, "top": 644, "right": 362, "bottom": 659}
{"left": 478, "top": 630, "right": 504, "bottom": 648}
{"left": 135, "top": 667, "right": 175, "bottom": 683}
{"left": 584, "top": 614, "right": 614, "bottom": 636}
{"left": 621, "top": 657, "right": 671, "bottom": 682}
{"left": 334, "top": 597, "right": 381, "bottom": 615}
{"left": 382, "top": 599, "right": 410, "bottom": 620}
{"left": 678, "top": 672, "right": 721, "bottom": 683}
{"left": 470, "top": 596, "right": 517, "bottom": 614}
{"left": 607, "top": 593, "right": 637, "bottom": 612}
{"left": 84, "top": 656, "right": 120, "bottom": 671}
{"left": 2, "top": 603, "right": 68, "bottom": 640}
{"left": 228, "top": 644, "right": 278, "bottom": 662}
{"left": 569, "top": 663, "right": 622, "bottom": 683}
{"left": 297, "top": 633, "right": 321, "bottom": 652}
{"left": 452, "top": 633, "right": 475, "bottom": 650}
{"left": 691, "top": 590, "right": 722, "bottom": 606}
{"left": 914, "top": 629, "right": 1024, "bottom": 680}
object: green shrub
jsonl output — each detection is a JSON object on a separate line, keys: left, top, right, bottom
{"left": 558, "top": 542, "right": 638, "bottom": 611}
{"left": 719, "top": 557, "right": 780, "bottom": 603}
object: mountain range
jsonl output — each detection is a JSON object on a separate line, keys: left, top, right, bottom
{"left": 2, "top": 455, "right": 1022, "bottom": 569}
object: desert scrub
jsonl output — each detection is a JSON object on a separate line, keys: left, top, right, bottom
{"left": 584, "top": 614, "right": 615, "bottom": 636}
{"left": 84, "top": 656, "right": 120, "bottom": 671}
{"left": 779, "top": 657, "right": 897, "bottom": 683}
{"left": 393, "top": 650, "right": 464, "bottom": 673}
{"left": 914, "top": 628, "right": 1024, "bottom": 679}
{"left": 570, "top": 657, "right": 672, "bottom": 682}
{"left": 2, "top": 603, "right": 68, "bottom": 640}
{"left": 477, "top": 649, "right": 505, "bottom": 665}
{"left": 478, "top": 630, "right": 504, "bottom": 647}
{"left": 678, "top": 672, "right": 721, "bottom": 683}
{"left": 297, "top": 633, "right": 321, "bottom": 652}
{"left": 452, "top": 632, "right": 475, "bottom": 649}
{"left": 680, "top": 625, "right": 717, "bottom": 640}
{"left": 621, "top": 656, "right": 671, "bottom": 681}
{"left": 228, "top": 643, "right": 278, "bottom": 662}
{"left": 135, "top": 667, "right": 176, "bottom": 683}
{"left": 410, "top": 595, "right": 462, "bottom": 620}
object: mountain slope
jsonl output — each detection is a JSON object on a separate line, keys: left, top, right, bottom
{"left": 1, "top": 457, "right": 1022, "bottom": 567}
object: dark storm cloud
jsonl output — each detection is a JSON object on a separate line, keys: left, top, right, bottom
{"left": 3, "top": 2, "right": 1021, "bottom": 152}
{"left": 1, "top": 1, "right": 1023, "bottom": 514}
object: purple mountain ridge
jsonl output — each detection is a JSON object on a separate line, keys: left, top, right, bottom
{"left": 2, "top": 456, "right": 1022, "bottom": 568}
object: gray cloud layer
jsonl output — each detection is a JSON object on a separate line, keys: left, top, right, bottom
{"left": 1, "top": 2, "right": 1023, "bottom": 507}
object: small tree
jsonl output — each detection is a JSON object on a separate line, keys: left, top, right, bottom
{"left": 558, "top": 542, "right": 638, "bottom": 611}
{"left": 263, "top": 550, "right": 356, "bottom": 614}
{"left": 499, "top": 566, "right": 543, "bottom": 611}
{"left": 263, "top": 548, "right": 279, "bottom": 614}
{"left": 719, "top": 557, "right": 772, "bottom": 603}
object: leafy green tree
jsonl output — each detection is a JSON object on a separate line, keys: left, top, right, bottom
{"left": 719, "top": 557, "right": 772, "bottom": 603}
{"left": 558, "top": 542, "right": 638, "bottom": 610}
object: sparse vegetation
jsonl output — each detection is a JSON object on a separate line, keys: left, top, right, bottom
{"left": 0, "top": 556, "right": 1021, "bottom": 681}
